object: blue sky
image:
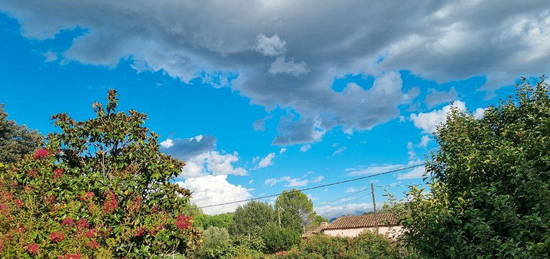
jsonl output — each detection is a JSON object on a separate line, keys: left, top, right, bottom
{"left": 0, "top": 1, "right": 548, "bottom": 218}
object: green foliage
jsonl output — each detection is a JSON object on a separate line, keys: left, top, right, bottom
{"left": 229, "top": 201, "right": 274, "bottom": 236}
{"left": 194, "top": 212, "right": 234, "bottom": 230}
{"left": 260, "top": 222, "right": 300, "bottom": 254}
{"left": 398, "top": 78, "right": 550, "bottom": 258}
{"left": 282, "top": 232, "right": 400, "bottom": 259}
{"left": 306, "top": 215, "right": 328, "bottom": 231}
{"left": 0, "top": 90, "right": 200, "bottom": 258}
{"left": 194, "top": 233, "right": 265, "bottom": 259}
{"left": 202, "top": 227, "right": 231, "bottom": 250}
{"left": 275, "top": 189, "right": 315, "bottom": 233}
{"left": 0, "top": 105, "right": 42, "bottom": 164}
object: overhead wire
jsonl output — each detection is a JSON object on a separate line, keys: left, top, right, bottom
{"left": 198, "top": 163, "right": 424, "bottom": 209}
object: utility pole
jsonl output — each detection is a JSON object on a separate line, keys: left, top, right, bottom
{"left": 371, "top": 183, "right": 377, "bottom": 213}
{"left": 371, "top": 183, "right": 379, "bottom": 234}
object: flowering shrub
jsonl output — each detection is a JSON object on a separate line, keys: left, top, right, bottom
{"left": 0, "top": 90, "right": 200, "bottom": 258}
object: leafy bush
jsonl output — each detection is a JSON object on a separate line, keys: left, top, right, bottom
{"left": 202, "top": 227, "right": 231, "bottom": 250}
{"left": 194, "top": 232, "right": 264, "bottom": 259}
{"left": 194, "top": 213, "right": 234, "bottom": 230}
{"left": 260, "top": 223, "right": 300, "bottom": 254}
{"left": 398, "top": 79, "right": 550, "bottom": 257}
{"left": 0, "top": 91, "right": 200, "bottom": 258}
{"left": 283, "top": 232, "right": 400, "bottom": 259}
{"left": 0, "top": 105, "right": 42, "bottom": 164}
{"left": 229, "top": 201, "right": 274, "bottom": 236}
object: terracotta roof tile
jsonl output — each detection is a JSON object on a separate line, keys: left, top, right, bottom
{"left": 322, "top": 213, "right": 398, "bottom": 230}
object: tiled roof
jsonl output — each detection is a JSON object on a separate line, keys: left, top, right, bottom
{"left": 321, "top": 213, "right": 398, "bottom": 230}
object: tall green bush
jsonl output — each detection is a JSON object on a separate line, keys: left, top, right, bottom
{"left": 0, "top": 90, "right": 200, "bottom": 258}
{"left": 260, "top": 223, "right": 300, "bottom": 254}
{"left": 398, "top": 78, "right": 550, "bottom": 257}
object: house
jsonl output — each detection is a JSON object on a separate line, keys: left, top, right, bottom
{"left": 306, "top": 213, "right": 402, "bottom": 239}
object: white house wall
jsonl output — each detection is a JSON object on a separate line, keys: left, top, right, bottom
{"left": 322, "top": 226, "right": 403, "bottom": 239}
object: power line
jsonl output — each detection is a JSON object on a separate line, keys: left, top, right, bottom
{"left": 198, "top": 163, "right": 424, "bottom": 209}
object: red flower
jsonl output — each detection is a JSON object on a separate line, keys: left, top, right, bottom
{"left": 86, "top": 240, "right": 100, "bottom": 249}
{"left": 0, "top": 203, "right": 7, "bottom": 214}
{"left": 84, "top": 229, "right": 96, "bottom": 238}
{"left": 50, "top": 231, "right": 65, "bottom": 242}
{"left": 15, "top": 199, "right": 24, "bottom": 207}
{"left": 77, "top": 219, "right": 89, "bottom": 229}
{"left": 133, "top": 227, "right": 146, "bottom": 237}
{"left": 62, "top": 217, "right": 75, "bottom": 227}
{"left": 175, "top": 214, "right": 192, "bottom": 230}
{"left": 17, "top": 226, "right": 26, "bottom": 233}
{"left": 53, "top": 168, "right": 64, "bottom": 179}
{"left": 26, "top": 243, "right": 39, "bottom": 255}
{"left": 33, "top": 149, "right": 49, "bottom": 160}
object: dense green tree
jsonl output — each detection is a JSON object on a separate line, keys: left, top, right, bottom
{"left": 306, "top": 215, "right": 328, "bottom": 231}
{"left": 260, "top": 222, "right": 300, "bottom": 254}
{"left": 194, "top": 212, "right": 234, "bottom": 230}
{"left": 275, "top": 189, "right": 315, "bottom": 233}
{"left": 229, "top": 201, "right": 274, "bottom": 236}
{"left": 0, "top": 105, "right": 42, "bottom": 164}
{"left": 0, "top": 91, "right": 200, "bottom": 258}
{"left": 398, "top": 79, "right": 550, "bottom": 258}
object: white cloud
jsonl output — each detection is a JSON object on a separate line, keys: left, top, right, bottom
{"left": 397, "top": 165, "right": 426, "bottom": 180}
{"left": 347, "top": 164, "right": 406, "bottom": 177}
{"left": 177, "top": 175, "right": 252, "bottom": 214}
{"left": 279, "top": 148, "right": 287, "bottom": 154}
{"left": 182, "top": 151, "right": 247, "bottom": 177}
{"left": 312, "top": 176, "right": 325, "bottom": 183}
{"left": 300, "top": 144, "right": 311, "bottom": 152}
{"left": 264, "top": 176, "right": 310, "bottom": 187}
{"left": 43, "top": 51, "right": 58, "bottom": 62}
{"left": 257, "top": 152, "right": 276, "bottom": 168}
{"left": 256, "top": 34, "right": 286, "bottom": 56}
{"left": 268, "top": 56, "right": 310, "bottom": 76}
{"left": 346, "top": 187, "right": 366, "bottom": 193}
{"left": 419, "top": 135, "right": 430, "bottom": 148}
{"left": 160, "top": 139, "right": 174, "bottom": 148}
{"left": 473, "top": 107, "right": 486, "bottom": 119}
{"left": 332, "top": 146, "right": 347, "bottom": 156}
{"left": 315, "top": 203, "right": 373, "bottom": 219}
{"left": 410, "top": 100, "right": 466, "bottom": 134}
{"left": 407, "top": 142, "right": 416, "bottom": 160}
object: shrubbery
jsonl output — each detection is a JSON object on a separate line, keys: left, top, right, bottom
{"left": 0, "top": 91, "right": 200, "bottom": 258}
{"left": 260, "top": 223, "right": 300, "bottom": 254}
{"left": 282, "top": 232, "right": 400, "bottom": 258}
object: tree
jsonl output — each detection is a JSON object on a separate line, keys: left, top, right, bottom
{"left": 0, "top": 104, "right": 42, "bottom": 164}
{"left": 398, "top": 78, "right": 550, "bottom": 258}
{"left": 260, "top": 222, "right": 300, "bottom": 254}
{"left": 0, "top": 90, "right": 200, "bottom": 258}
{"left": 229, "top": 201, "right": 274, "bottom": 236}
{"left": 275, "top": 189, "right": 315, "bottom": 233}
{"left": 194, "top": 212, "right": 234, "bottom": 230}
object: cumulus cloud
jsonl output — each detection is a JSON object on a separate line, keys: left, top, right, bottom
{"left": 279, "top": 148, "right": 287, "bottom": 154}
{"left": 177, "top": 175, "right": 252, "bottom": 214}
{"left": 264, "top": 176, "right": 309, "bottom": 187}
{"left": 410, "top": 100, "right": 467, "bottom": 134}
{"left": 257, "top": 152, "right": 276, "bottom": 168}
{"left": 255, "top": 34, "right": 286, "bottom": 56}
{"left": 161, "top": 135, "right": 249, "bottom": 214}
{"left": 397, "top": 165, "right": 426, "bottom": 180}
{"left": 473, "top": 107, "right": 486, "bottom": 119}
{"left": 312, "top": 175, "right": 325, "bottom": 183}
{"left": 268, "top": 56, "right": 310, "bottom": 76}
{"left": 2, "top": 1, "right": 548, "bottom": 144}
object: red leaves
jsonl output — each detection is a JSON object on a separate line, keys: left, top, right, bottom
{"left": 60, "top": 254, "right": 81, "bottom": 259}
{"left": 77, "top": 219, "right": 89, "bottom": 230}
{"left": 102, "top": 191, "right": 118, "bottom": 214}
{"left": 62, "top": 217, "right": 74, "bottom": 227}
{"left": 80, "top": 192, "right": 95, "bottom": 201}
{"left": 53, "top": 168, "right": 64, "bottom": 179}
{"left": 14, "top": 199, "right": 23, "bottom": 208}
{"left": 33, "top": 149, "right": 49, "bottom": 160}
{"left": 50, "top": 231, "right": 65, "bottom": 242}
{"left": 84, "top": 229, "right": 96, "bottom": 238}
{"left": 175, "top": 214, "right": 192, "bottom": 230}
{"left": 133, "top": 227, "right": 146, "bottom": 237}
{"left": 86, "top": 240, "right": 100, "bottom": 249}
{"left": 26, "top": 243, "right": 39, "bottom": 255}
{"left": 27, "top": 170, "right": 38, "bottom": 177}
